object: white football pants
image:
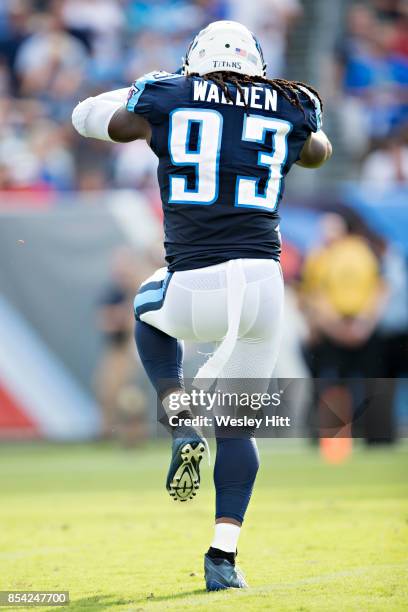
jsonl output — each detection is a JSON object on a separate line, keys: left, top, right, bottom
{"left": 137, "top": 258, "right": 284, "bottom": 383}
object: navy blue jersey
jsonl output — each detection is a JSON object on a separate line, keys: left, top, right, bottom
{"left": 127, "top": 71, "right": 322, "bottom": 272}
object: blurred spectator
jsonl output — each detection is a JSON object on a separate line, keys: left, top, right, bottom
{"left": 113, "top": 140, "right": 158, "bottom": 191}
{"left": 334, "top": 3, "right": 408, "bottom": 155}
{"left": 0, "top": 0, "right": 32, "bottom": 95}
{"left": 360, "top": 131, "right": 408, "bottom": 186}
{"left": 14, "top": 12, "right": 87, "bottom": 122}
{"left": 61, "top": 0, "right": 124, "bottom": 44}
{"left": 28, "top": 120, "right": 76, "bottom": 189}
{"left": 61, "top": 0, "right": 125, "bottom": 84}
{"left": 300, "top": 212, "right": 394, "bottom": 443}
{"left": 301, "top": 213, "right": 386, "bottom": 343}
{"left": 93, "top": 246, "right": 147, "bottom": 439}
{"left": 124, "top": 30, "right": 180, "bottom": 80}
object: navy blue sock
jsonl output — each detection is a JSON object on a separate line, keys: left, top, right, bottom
{"left": 214, "top": 437, "right": 260, "bottom": 524}
{"left": 135, "top": 319, "right": 184, "bottom": 398}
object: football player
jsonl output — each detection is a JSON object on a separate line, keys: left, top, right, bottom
{"left": 72, "top": 21, "right": 332, "bottom": 591}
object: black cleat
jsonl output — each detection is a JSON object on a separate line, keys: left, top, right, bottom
{"left": 166, "top": 427, "right": 208, "bottom": 502}
{"left": 204, "top": 554, "right": 248, "bottom": 591}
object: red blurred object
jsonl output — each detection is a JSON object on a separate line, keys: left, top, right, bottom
{"left": 0, "top": 183, "right": 55, "bottom": 211}
{"left": 0, "top": 382, "right": 40, "bottom": 439}
{"left": 280, "top": 241, "right": 302, "bottom": 282}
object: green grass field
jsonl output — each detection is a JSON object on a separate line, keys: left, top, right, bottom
{"left": 0, "top": 440, "right": 407, "bottom": 611}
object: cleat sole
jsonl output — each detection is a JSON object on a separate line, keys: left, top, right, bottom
{"left": 167, "top": 440, "right": 206, "bottom": 502}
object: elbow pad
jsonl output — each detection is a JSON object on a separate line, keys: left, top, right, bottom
{"left": 72, "top": 88, "right": 129, "bottom": 142}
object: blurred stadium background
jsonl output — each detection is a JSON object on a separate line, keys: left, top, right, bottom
{"left": 0, "top": 0, "right": 407, "bottom": 443}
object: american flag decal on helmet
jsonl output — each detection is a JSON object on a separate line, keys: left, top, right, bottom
{"left": 235, "top": 48, "right": 247, "bottom": 57}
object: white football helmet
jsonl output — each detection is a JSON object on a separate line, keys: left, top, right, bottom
{"left": 183, "top": 21, "right": 266, "bottom": 78}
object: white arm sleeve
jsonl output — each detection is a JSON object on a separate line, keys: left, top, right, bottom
{"left": 72, "top": 88, "right": 129, "bottom": 142}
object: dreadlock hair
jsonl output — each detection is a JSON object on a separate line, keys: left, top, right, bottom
{"left": 188, "top": 71, "right": 323, "bottom": 118}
